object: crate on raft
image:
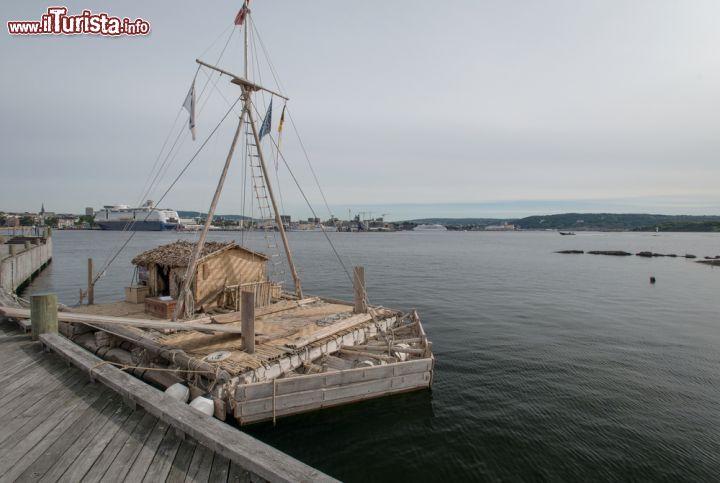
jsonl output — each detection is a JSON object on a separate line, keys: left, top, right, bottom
{"left": 144, "top": 296, "right": 176, "bottom": 319}
{"left": 125, "top": 285, "right": 149, "bottom": 304}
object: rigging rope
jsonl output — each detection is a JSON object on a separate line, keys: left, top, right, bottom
{"left": 122, "top": 26, "right": 237, "bottom": 235}
{"left": 250, "top": 17, "right": 334, "bottom": 219}
{"left": 93, "top": 96, "right": 243, "bottom": 284}
{"left": 247, "top": 99, "right": 358, "bottom": 293}
{"left": 246, "top": 20, "right": 369, "bottom": 300}
{"left": 94, "top": 27, "right": 239, "bottom": 282}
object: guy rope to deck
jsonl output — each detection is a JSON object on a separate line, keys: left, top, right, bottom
{"left": 0, "top": 295, "right": 337, "bottom": 483}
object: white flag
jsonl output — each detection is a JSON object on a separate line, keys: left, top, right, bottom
{"left": 183, "top": 80, "right": 196, "bottom": 141}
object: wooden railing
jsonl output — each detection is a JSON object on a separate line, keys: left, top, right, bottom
{"left": 222, "top": 281, "right": 281, "bottom": 311}
{"left": 0, "top": 226, "right": 51, "bottom": 237}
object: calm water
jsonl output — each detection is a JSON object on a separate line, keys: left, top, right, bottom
{"left": 25, "top": 230, "right": 720, "bottom": 481}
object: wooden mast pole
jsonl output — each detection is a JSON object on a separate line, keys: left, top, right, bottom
{"left": 243, "top": 0, "right": 249, "bottom": 79}
{"left": 182, "top": 8, "right": 302, "bottom": 302}
{"left": 173, "top": 105, "right": 248, "bottom": 320}
{"left": 245, "top": 96, "right": 303, "bottom": 299}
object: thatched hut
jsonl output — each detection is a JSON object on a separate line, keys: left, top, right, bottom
{"left": 131, "top": 240, "right": 272, "bottom": 310}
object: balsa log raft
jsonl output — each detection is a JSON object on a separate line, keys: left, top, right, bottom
{"left": 2, "top": 295, "right": 433, "bottom": 424}
{"left": 236, "top": 315, "right": 398, "bottom": 384}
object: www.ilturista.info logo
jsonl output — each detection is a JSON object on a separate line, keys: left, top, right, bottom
{"left": 7, "top": 7, "right": 150, "bottom": 36}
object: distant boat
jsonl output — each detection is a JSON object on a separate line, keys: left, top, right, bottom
{"left": 485, "top": 223, "right": 515, "bottom": 231}
{"left": 414, "top": 224, "right": 446, "bottom": 231}
{"left": 559, "top": 231, "right": 576, "bottom": 236}
{"left": 94, "top": 200, "right": 180, "bottom": 231}
{"left": 289, "top": 224, "right": 338, "bottom": 232}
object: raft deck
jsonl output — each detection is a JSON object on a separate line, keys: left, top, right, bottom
{"left": 71, "top": 298, "right": 403, "bottom": 381}
{"left": 44, "top": 297, "right": 433, "bottom": 425}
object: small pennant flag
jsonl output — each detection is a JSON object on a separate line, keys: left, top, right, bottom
{"left": 234, "top": 2, "right": 249, "bottom": 26}
{"left": 183, "top": 80, "right": 196, "bottom": 141}
{"left": 278, "top": 104, "right": 286, "bottom": 134}
{"left": 259, "top": 99, "right": 272, "bottom": 139}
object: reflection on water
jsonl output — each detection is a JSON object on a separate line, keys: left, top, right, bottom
{"left": 25, "top": 230, "right": 720, "bottom": 481}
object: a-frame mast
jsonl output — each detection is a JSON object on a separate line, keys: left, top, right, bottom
{"left": 172, "top": 107, "right": 248, "bottom": 320}
{"left": 174, "top": 9, "right": 302, "bottom": 319}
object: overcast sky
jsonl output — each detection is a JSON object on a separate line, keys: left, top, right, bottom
{"left": 2, "top": 1, "right": 719, "bottom": 220}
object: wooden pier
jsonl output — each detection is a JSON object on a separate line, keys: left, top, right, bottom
{"left": 0, "top": 228, "right": 52, "bottom": 294}
{"left": 0, "top": 318, "right": 336, "bottom": 482}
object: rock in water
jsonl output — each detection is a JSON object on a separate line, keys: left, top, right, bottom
{"left": 587, "top": 250, "right": 632, "bottom": 256}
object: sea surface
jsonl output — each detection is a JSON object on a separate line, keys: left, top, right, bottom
{"left": 23, "top": 230, "right": 720, "bottom": 481}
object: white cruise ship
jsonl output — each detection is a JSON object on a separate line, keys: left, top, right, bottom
{"left": 94, "top": 201, "right": 180, "bottom": 231}
{"left": 414, "top": 224, "right": 447, "bottom": 231}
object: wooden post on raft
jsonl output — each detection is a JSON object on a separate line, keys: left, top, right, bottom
{"left": 353, "top": 266, "right": 367, "bottom": 314}
{"left": 241, "top": 290, "right": 255, "bottom": 354}
{"left": 87, "top": 258, "right": 95, "bottom": 305}
{"left": 31, "top": 293, "right": 58, "bottom": 341}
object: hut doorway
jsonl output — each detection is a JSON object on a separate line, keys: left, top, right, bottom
{"left": 158, "top": 268, "right": 170, "bottom": 296}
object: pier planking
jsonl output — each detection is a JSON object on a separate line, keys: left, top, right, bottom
{"left": 0, "top": 319, "right": 336, "bottom": 482}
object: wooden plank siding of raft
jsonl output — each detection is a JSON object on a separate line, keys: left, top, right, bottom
{"left": 238, "top": 358, "right": 433, "bottom": 400}
{"left": 234, "top": 359, "right": 433, "bottom": 424}
{"left": 38, "top": 332, "right": 338, "bottom": 483}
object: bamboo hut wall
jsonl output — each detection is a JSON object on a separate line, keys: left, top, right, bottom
{"left": 194, "top": 250, "right": 266, "bottom": 303}
{"left": 148, "top": 265, "right": 159, "bottom": 296}
{"left": 169, "top": 268, "right": 185, "bottom": 299}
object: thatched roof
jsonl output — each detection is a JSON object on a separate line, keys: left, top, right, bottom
{"left": 131, "top": 240, "right": 268, "bottom": 268}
